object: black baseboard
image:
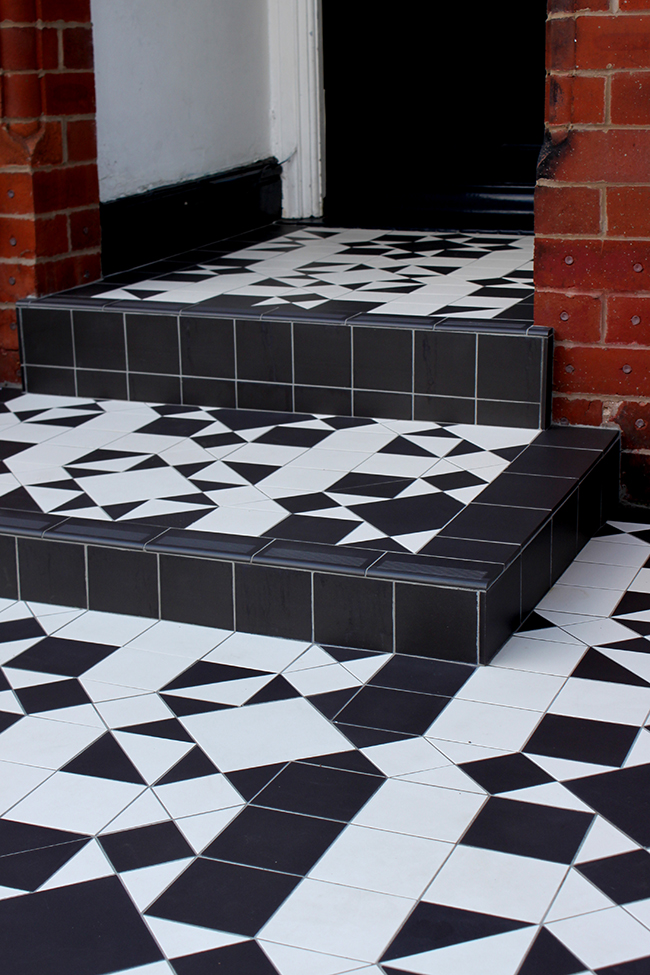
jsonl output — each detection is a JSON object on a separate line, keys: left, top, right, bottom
{"left": 99, "top": 158, "right": 282, "bottom": 275}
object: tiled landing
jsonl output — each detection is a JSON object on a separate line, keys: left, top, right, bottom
{"left": 2, "top": 520, "right": 650, "bottom": 974}
{"left": 0, "top": 392, "right": 618, "bottom": 664}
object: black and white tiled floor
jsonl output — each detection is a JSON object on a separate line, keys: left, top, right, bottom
{"left": 89, "top": 227, "right": 534, "bottom": 320}
{"left": 0, "top": 393, "right": 539, "bottom": 554}
{"left": 2, "top": 520, "right": 650, "bottom": 973}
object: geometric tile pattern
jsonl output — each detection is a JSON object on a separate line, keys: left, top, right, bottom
{"left": 91, "top": 227, "right": 535, "bottom": 320}
{"left": 0, "top": 393, "right": 537, "bottom": 553}
{"left": 2, "top": 519, "right": 650, "bottom": 973}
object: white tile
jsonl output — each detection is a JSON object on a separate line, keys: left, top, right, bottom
{"left": 398, "top": 765, "right": 487, "bottom": 795}
{"left": 354, "top": 454, "right": 440, "bottom": 479}
{"left": 259, "top": 941, "right": 363, "bottom": 975}
{"left": 549, "top": 677, "right": 650, "bottom": 726}
{"left": 175, "top": 806, "right": 243, "bottom": 854}
{"left": 259, "top": 878, "right": 414, "bottom": 964}
{"left": 545, "top": 867, "right": 615, "bottom": 922}
{"left": 559, "top": 617, "right": 640, "bottom": 647}
{"left": 80, "top": 680, "right": 152, "bottom": 704}
{"left": 423, "top": 845, "right": 567, "bottom": 924}
{"left": 184, "top": 505, "right": 284, "bottom": 536}
{"left": 386, "top": 927, "right": 538, "bottom": 975}
{"left": 285, "top": 646, "right": 337, "bottom": 671}
{"left": 113, "top": 731, "right": 194, "bottom": 785}
{"left": 623, "top": 725, "right": 650, "bottom": 766}
{"left": 341, "top": 654, "right": 391, "bottom": 684}
{"left": 143, "top": 917, "right": 246, "bottom": 959}
{"left": 491, "top": 636, "right": 587, "bottom": 677}
{"left": 352, "top": 778, "right": 485, "bottom": 842}
{"left": 629, "top": 567, "right": 650, "bottom": 593}
{"left": 205, "top": 632, "right": 309, "bottom": 672}
{"left": 285, "top": 663, "right": 361, "bottom": 696}
{"left": 84, "top": 648, "right": 192, "bottom": 691}
{"left": 0, "top": 716, "right": 102, "bottom": 769}
{"left": 537, "top": 585, "right": 624, "bottom": 617}
{"left": 165, "top": 674, "right": 273, "bottom": 707}
{"left": 94, "top": 693, "right": 174, "bottom": 729}
{"left": 425, "top": 699, "right": 543, "bottom": 751}
{"left": 500, "top": 782, "right": 593, "bottom": 812}
{"left": 576, "top": 540, "right": 650, "bottom": 568}
{"left": 9, "top": 770, "right": 144, "bottom": 833}
{"left": 102, "top": 788, "right": 171, "bottom": 832}
{"left": 0, "top": 760, "right": 52, "bottom": 814}
{"left": 361, "top": 738, "right": 450, "bottom": 777}
{"left": 455, "top": 668, "right": 564, "bottom": 711}
{"left": 528, "top": 753, "right": 614, "bottom": 780}
{"left": 547, "top": 906, "right": 650, "bottom": 970}
{"left": 53, "top": 611, "right": 157, "bottom": 645}
{"left": 575, "top": 814, "right": 640, "bottom": 863}
{"left": 557, "top": 561, "right": 640, "bottom": 591}
{"left": 40, "top": 837, "right": 113, "bottom": 890}
{"left": 308, "top": 824, "right": 452, "bottom": 898}
{"left": 625, "top": 897, "right": 650, "bottom": 930}
{"left": 153, "top": 773, "right": 243, "bottom": 819}
{"left": 120, "top": 859, "right": 193, "bottom": 911}
{"left": 288, "top": 448, "right": 373, "bottom": 471}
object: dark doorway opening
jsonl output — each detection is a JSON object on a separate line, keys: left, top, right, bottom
{"left": 322, "top": 1, "right": 547, "bottom": 232}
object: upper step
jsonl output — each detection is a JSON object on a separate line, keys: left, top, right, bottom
{"left": 17, "top": 225, "right": 550, "bottom": 430}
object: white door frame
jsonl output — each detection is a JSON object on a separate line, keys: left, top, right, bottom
{"left": 268, "top": 0, "right": 324, "bottom": 219}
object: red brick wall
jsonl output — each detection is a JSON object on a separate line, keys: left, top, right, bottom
{"left": 537, "top": 0, "right": 650, "bottom": 504}
{"left": 0, "top": 0, "right": 101, "bottom": 385}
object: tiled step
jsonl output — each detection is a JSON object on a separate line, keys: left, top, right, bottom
{"left": 17, "top": 226, "right": 551, "bottom": 430}
{"left": 0, "top": 392, "right": 619, "bottom": 665}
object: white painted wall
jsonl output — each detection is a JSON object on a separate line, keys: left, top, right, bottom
{"left": 90, "top": 0, "right": 272, "bottom": 202}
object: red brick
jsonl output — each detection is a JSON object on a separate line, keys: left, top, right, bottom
{"left": 547, "top": 0, "right": 576, "bottom": 10}
{"left": 66, "top": 118, "right": 97, "bottom": 162}
{"left": 551, "top": 395, "right": 604, "bottom": 426}
{"left": 606, "top": 295, "right": 650, "bottom": 343}
{"left": 535, "top": 291, "right": 602, "bottom": 342}
{"left": 576, "top": 16, "right": 650, "bottom": 70}
{"left": 34, "top": 213, "right": 69, "bottom": 256}
{"left": 547, "top": 18, "right": 577, "bottom": 72}
{"left": 39, "top": 0, "right": 91, "bottom": 23}
{"left": 0, "top": 1, "right": 38, "bottom": 23}
{"left": 535, "top": 184, "right": 601, "bottom": 235}
{"left": 2, "top": 72, "right": 42, "bottom": 119}
{"left": 0, "top": 123, "right": 31, "bottom": 165}
{"left": 0, "top": 262, "right": 36, "bottom": 303}
{"left": 42, "top": 72, "right": 95, "bottom": 117}
{"left": 27, "top": 119, "right": 63, "bottom": 167}
{"left": 620, "top": 0, "right": 650, "bottom": 9}
{"left": 610, "top": 400, "right": 650, "bottom": 451}
{"left": 608, "top": 187, "right": 650, "bottom": 237}
{"left": 62, "top": 26, "right": 93, "bottom": 70}
{"left": 32, "top": 163, "right": 99, "bottom": 213}
{"left": 34, "top": 250, "right": 100, "bottom": 295}
{"left": 0, "top": 349, "right": 22, "bottom": 386}
{"left": 554, "top": 344, "right": 650, "bottom": 395}
{"left": 546, "top": 74, "right": 606, "bottom": 126}
{"left": 611, "top": 72, "right": 650, "bottom": 125}
{"left": 0, "top": 26, "right": 37, "bottom": 69}
{"left": 0, "top": 215, "right": 35, "bottom": 260}
{"left": 538, "top": 129, "right": 650, "bottom": 183}
{"left": 69, "top": 207, "right": 100, "bottom": 250}
{"left": 0, "top": 308, "right": 19, "bottom": 352}
{"left": 576, "top": 0, "right": 611, "bottom": 8}
{"left": 0, "top": 172, "right": 34, "bottom": 214}
{"left": 536, "top": 237, "right": 650, "bottom": 291}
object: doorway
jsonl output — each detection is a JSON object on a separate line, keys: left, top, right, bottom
{"left": 321, "top": 1, "right": 547, "bottom": 232}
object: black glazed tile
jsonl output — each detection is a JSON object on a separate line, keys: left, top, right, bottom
{"left": 352, "top": 312, "right": 433, "bottom": 329}
{"left": 293, "top": 322, "right": 351, "bottom": 388}
{"left": 481, "top": 558, "right": 522, "bottom": 663}
{"left": 111, "top": 299, "right": 187, "bottom": 313}
{"left": 414, "top": 393, "right": 475, "bottom": 424}
{"left": 159, "top": 554, "right": 233, "bottom": 628}
{"left": 533, "top": 427, "right": 619, "bottom": 451}
{"left": 477, "top": 333, "right": 543, "bottom": 403}
{"left": 461, "top": 796, "right": 593, "bottom": 863}
{"left": 313, "top": 573, "right": 393, "bottom": 653}
{"left": 5, "top": 635, "right": 115, "bottom": 676}
{"left": 367, "top": 552, "right": 499, "bottom": 588}
{"left": 252, "top": 761, "right": 382, "bottom": 822}
{"left": 298, "top": 748, "right": 384, "bottom": 775}
{"left": 524, "top": 714, "right": 638, "bottom": 769}
{"left": 15, "top": 677, "right": 91, "bottom": 713}
{"left": 353, "top": 390, "right": 412, "bottom": 420}
{"left": 349, "top": 493, "right": 462, "bottom": 537}
{"left": 236, "top": 319, "right": 292, "bottom": 383}
{"left": 237, "top": 381, "right": 293, "bottom": 412}
{"left": 63, "top": 733, "right": 145, "bottom": 784}
{"left": 0, "top": 615, "right": 44, "bottom": 643}
{"left": 0, "top": 876, "right": 162, "bottom": 975}
{"left": 437, "top": 503, "right": 545, "bottom": 546}
{"left": 394, "top": 583, "right": 478, "bottom": 663}
{"left": 128, "top": 372, "right": 182, "bottom": 403}
{"left": 294, "top": 385, "right": 352, "bottom": 415}
{"left": 570, "top": 648, "right": 650, "bottom": 687}
{"left": 578, "top": 850, "right": 650, "bottom": 905}
{"left": 180, "top": 376, "right": 235, "bottom": 409}
{"left": 333, "top": 723, "right": 412, "bottom": 747}
{"left": 99, "top": 822, "right": 193, "bottom": 872}
{"left": 203, "top": 806, "right": 344, "bottom": 875}
{"left": 594, "top": 959, "right": 650, "bottom": 975}
{"left": 17, "top": 536, "right": 87, "bottom": 608}
{"left": 76, "top": 369, "right": 128, "bottom": 400}
{"left": 148, "top": 529, "right": 267, "bottom": 561}
{"left": 146, "top": 857, "right": 299, "bottom": 936}
{"left": 126, "top": 314, "right": 179, "bottom": 374}
{"left": 509, "top": 445, "right": 600, "bottom": 479}
{"left": 419, "top": 535, "right": 517, "bottom": 565}
{"left": 516, "top": 927, "right": 586, "bottom": 975}
{"left": 353, "top": 326, "right": 412, "bottom": 392}
{"left": 335, "top": 685, "right": 449, "bottom": 735}
{"left": 460, "top": 753, "right": 554, "bottom": 794}
{"left": 578, "top": 460, "right": 607, "bottom": 549}
{"left": 21, "top": 307, "right": 73, "bottom": 366}
{"left": 566, "top": 764, "right": 650, "bottom": 847}
{"left": 171, "top": 940, "right": 281, "bottom": 974}
{"left": 0, "top": 533, "right": 17, "bottom": 599}
{"left": 224, "top": 764, "right": 287, "bottom": 802}
{"left": 45, "top": 518, "right": 164, "bottom": 549}
{"left": 415, "top": 330, "right": 476, "bottom": 397}
{"left": 255, "top": 538, "right": 379, "bottom": 575}
{"left": 369, "top": 654, "right": 471, "bottom": 697}
{"left": 476, "top": 473, "right": 576, "bottom": 510}
{"left": 235, "top": 563, "right": 311, "bottom": 640}
{"left": 521, "top": 523, "right": 552, "bottom": 621}
{"left": 476, "top": 399, "right": 541, "bottom": 428}
{"left": 0, "top": 839, "right": 88, "bottom": 892}
{"left": 87, "top": 546, "right": 159, "bottom": 617}
{"left": 72, "top": 310, "right": 126, "bottom": 370}
{"left": 180, "top": 316, "right": 235, "bottom": 378}
{"left": 551, "top": 490, "right": 579, "bottom": 583}
{"left": 23, "top": 366, "right": 76, "bottom": 396}
{"left": 266, "top": 513, "right": 357, "bottom": 545}
{"left": 0, "top": 820, "right": 87, "bottom": 857}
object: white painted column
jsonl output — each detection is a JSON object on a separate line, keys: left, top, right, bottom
{"left": 268, "top": 0, "right": 324, "bottom": 219}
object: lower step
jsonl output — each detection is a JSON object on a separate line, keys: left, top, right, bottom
{"left": 0, "top": 392, "right": 619, "bottom": 664}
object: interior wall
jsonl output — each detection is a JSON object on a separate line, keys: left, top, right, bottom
{"left": 89, "top": 0, "right": 272, "bottom": 202}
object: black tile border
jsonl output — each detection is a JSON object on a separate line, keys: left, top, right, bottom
{"left": 0, "top": 427, "right": 620, "bottom": 665}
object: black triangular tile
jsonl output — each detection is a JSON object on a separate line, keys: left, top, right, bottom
{"left": 162, "top": 661, "right": 269, "bottom": 691}
{"left": 71, "top": 448, "right": 139, "bottom": 465}
{"left": 118, "top": 718, "right": 194, "bottom": 742}
{"left": 62, "top": 733, "right": 146, "bottom": 784}
{"left": 447, "top": 440, "right": 483, "bottom": 457}
{"left": 162, "top": 493, "right": 213, "bottom": 506}
{"left": 299, "top": 750, "right": 385, "bottom": 776}
{"left": 0, "top": 616, "right": 45, "bottom": 643}
{"left": 225, "top": 763, "right": 286, "bottom": 801}
{"left": 126, "top": 510, "right": 209, "bottom": 529}
{"left": 223, "top": 461, "right": 279, "bottom": 485}
{"left": 16, "top": 677, "right": 92, "bottom": 714}
{"left": 175, "top": 463, "right": 212, "bottom": 478}
{"left": 321, "top": 645, "right": 382, "bottom": 663}
{"left": 616, "top": 619, "right": 650, "bottom": 636}
{"left": 612, "top": 591, "right": 650, "bottom": 617}
{"left": 0, "top": 487, "right": 43, "bottom": 511}
{"left": 65, "top": 466, "right": 112, "bottom": 478}
{"left": 518, "top": 927, "right": 585, "bottom": 974}
{"left": 7, "top": 636, "right": 116, "bottom": 677}
{"left": 0, "top": 711, "right": 22, "bottom": 733}
{"left": 380, "top": 436, "right": 436, "bottom": 457}
{"left": 381, "top": 902, "right": 529, "bottom": 960}
{"left": 131, "top": 456, "right": 169, "bottom": 471}
{"left": 170, "top": 940, "right": 278, "bottom": 974}
{"left": 159, "top": 694, "right": 233, "bottom": 717}
{"left": 156, "top": 746, "right": 219, "bottom": 785}
{"left": 571, "top": 648, "right": 650, "bottom": 687}
{"left": 307, "top": 688, "right": 359, "bottom": 719}
{"left": 0, "top": 670, "right": 10, "bottom": 691}
{"left": 599, "top": 637, "right": 650, "bottom": 654}
{"left": 193, "top": 432, "right": 246, "bottom": 450}
{"left": 126, "top": 289, "right": 166, "bottom": 299}
{"left": 0, "top": 838, "right": 88, "bottom": 893}
{"left": 246, "top": 676, "right": 300, "bottom": 704}
{"left": 187, "top": 480, "right": 237, "bottom": 493}
{"left": 51, "top": 493, "right": 95, "bottom": 513}
{"left": 103, "top": 501, "right": 149, "bottom": 519}
{"left": 412, "top": 427, "right": 460, "bottom": 439}
{"left": 40, "top": 415, "right": 95, "bottom": 429}
{"left": 494, "top": 445, "right": 527, "bottom": 461}
{"left": 0, "top": 819, "right": 87, "bottom": 856}
{"left": 13, "top": 409, "right": 47, "bottom": 421}
{"left": 627, "top": 528, "right": 650, "bottom": 545}
{"left": 334, "top": 723, "right": 411, "bottom": 747}
{"left": 518, "top": 611, "right": 554, "bottom": 632}
{"left": 35, "top": 479, "right": 81, "bottom": 491}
